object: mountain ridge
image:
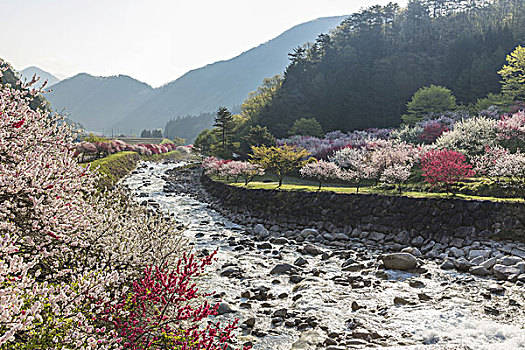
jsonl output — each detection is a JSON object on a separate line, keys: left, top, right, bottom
{"left": 44, "top": 15, "right": 347, "bottom": 134}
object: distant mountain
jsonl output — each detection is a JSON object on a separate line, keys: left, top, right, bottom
{"left": 45, "top": 74, "right": 153, "bottom": 132}
{"left": 44, "top": 15, "right": 347, "bottom": 136}
{"left": 20, "top": 66, "right": 60, "bottom": 87}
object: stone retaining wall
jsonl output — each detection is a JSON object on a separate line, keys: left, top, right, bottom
{"left": 201, "top": 176, "right": 525, "bottom": 245}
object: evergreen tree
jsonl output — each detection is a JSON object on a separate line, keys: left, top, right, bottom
{"left": 241, "top": 125, "right": 276, "bottom": 153}
{"left": 141, "top": 129, "right": 152, "bottom": 138}
{"left": 213, "top": 107, "right": 235, "bottom": 157}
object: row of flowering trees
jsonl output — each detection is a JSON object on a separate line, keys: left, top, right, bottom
{"left": 267, "top": 111, "right": 525, "bottom": 195}
{"left": 0, "top": 63, "right": 246, "bottom": 349}
{"left": 203, "top": 135, "right": 523, "bottom": 196}
{"left": 75, "top": 139, "right": 191, "bottom": 162}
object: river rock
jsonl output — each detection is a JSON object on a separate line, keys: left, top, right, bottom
{"left": 481, "top": 257, "right": 497, "bottom": 270}
{"left": 470, "top": 266, "right": 490, "bottom": 276}
{"left": 402, "top": 247, "right": 422, "bottom": 257}
{"left": 217, "top": 302, "right": 236, "bottom": 315}
{"left": 301, "top": 228, "right": 319, "bottom": 238}
{"left": 411, "top": 236, "right": 424, "bottom": 247}
{"left": 381, "top": 253, "right": 418, "bottom": 271}
{"left": 244, "top": 317, "right": 256, "bottom": 328}
{"left": 273, "top": 308, "right": 288, "bottom": 317}
{"left": 270, "top": 263, "right": 296, "bottom": 275}
{"left": 393, "top": 230, "right": 410, "bottom": 245}
{"left": 369, "top": 232, "right": 386, "bottom": 242}
{"left": 493, "top": 264, "right": 521, "bottom": 280}
{"left": 449, "top": 247, "right": 465, "bottom": 258}
{"left": 334, "top": 233, "right": 350, "bottom": 241}
{"left": 440, "top": 259, "right": 455, "bottom": 270}
{"left": 304, "top": 244, "right": 322, "bottom": 256}
{"left": 294, "top": 257, "right": 308, "bottom": 266}
{"left": 469, "top": 249, "right": 490, "bottom": 260}
{"left": 470, "top": 256, "right": 485, "bottom": 266}
{"left": 453, "top": 258, "right": 472, "bottom": 272}
{"left": 499, "top": 256, "right": 523, "bottom": 266}
{"left": 254, "top": 224, "right": 267, "bottom": 235}
{"left": 394, "top": 296, "right": 411, "bottom": 305}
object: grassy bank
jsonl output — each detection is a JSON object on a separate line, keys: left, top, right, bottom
{"left": 83, "top": 150, "right": 196, "bottom": 189}
{"left": 214, "top": 175, "right": 524, "bottom": 203}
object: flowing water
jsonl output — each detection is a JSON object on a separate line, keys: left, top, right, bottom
{"left": 122, "top": 162, "right": 525, "bottom": 350}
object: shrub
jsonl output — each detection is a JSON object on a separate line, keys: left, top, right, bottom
{"left": 402, "top": 85, "right": 458, "bottom": 125}
{"left": 418, "top": 121, "right": 449, "bottom": 144}
{"left": 421, "top": 149, "right": 475, "bottom": 194}
{"left": 379, "top": 164, "right": 412, "bottom": 194}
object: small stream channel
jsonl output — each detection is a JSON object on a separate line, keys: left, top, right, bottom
{"left": 121, "top": 161, "right": 525, "bottom": 350}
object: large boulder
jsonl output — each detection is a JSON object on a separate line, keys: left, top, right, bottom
{"left": 381, "top": 253, "right": 418, "bottom": 271}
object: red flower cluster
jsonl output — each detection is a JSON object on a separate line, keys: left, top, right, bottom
{"left": 11, "top": 118, "right": 25, "bottom": 128}
{"left": 421, "top": 149, "right": 475, "bottom": 192}
{"left": 95, "top": 251, "right": 250, "bottom": 350}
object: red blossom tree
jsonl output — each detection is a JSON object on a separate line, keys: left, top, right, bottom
{"left": 421, "top": 149, "right": 475, "bottom": 194}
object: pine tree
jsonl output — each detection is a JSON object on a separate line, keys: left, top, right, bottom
{"left": 213, "top": 107, "right": 235, "bottom": 157}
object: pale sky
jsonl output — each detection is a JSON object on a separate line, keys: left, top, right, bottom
{"left": 0, "top": 0, "right": 407, "bottom": 87}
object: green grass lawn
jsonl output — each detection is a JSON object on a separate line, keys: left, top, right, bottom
{"left": 214, "top": 174, "right": 524, "bottom": 203}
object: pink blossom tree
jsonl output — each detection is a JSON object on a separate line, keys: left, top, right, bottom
{"left": 300, "top": 160, "right": 341, "bottom": 190}
{"left": 330, "top": 147, "right": 372, "bottom": 193}
{"left": 497, "top": 112, "right": 525, "bottom": 152}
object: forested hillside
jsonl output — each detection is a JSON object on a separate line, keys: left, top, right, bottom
{"left": 251, "top": 0, "right": 525, "bottom": 137}
{"left": 164, "top": 112, "right": 215, "bottom": 142}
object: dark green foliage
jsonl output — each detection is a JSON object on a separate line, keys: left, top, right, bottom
{"left": 213, "top": 107, "right": 236, "bottom": 157}
{"left": 151, "top": 129, "right": 163, "bottom": 138}
{"left": 164, "top": 112, "right": 214, "bottom": 142}
{"left": 140, "top": 129, "right": 163, "bottom": 138}
{"left": 193, "top": 129, "right": 216, "bottom": 156}
{"left": 241, "top": 125, "right": 276, "bottom": 153}
{"left": 252, "top": 0, "right": 525, "bottom": 137}
{"left": 288, "top": 117, "right": 324, "bottom": 137}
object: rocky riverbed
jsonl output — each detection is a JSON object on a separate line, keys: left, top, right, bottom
{"left": 122, "top": 161, "right": 525, "bottom": 350}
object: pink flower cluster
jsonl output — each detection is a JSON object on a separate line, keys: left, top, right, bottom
{"left": 0, "top": 62, "right": 242, "bottom": 349}
{"left": 76, "top": 140, "right": 190, "bottom": 161}
{"left": 202, "top": 157, "right": 264, "bottom": 185}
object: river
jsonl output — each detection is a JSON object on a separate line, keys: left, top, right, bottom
{"left": 121, "top": 161, "right": 525, "bottom": 350}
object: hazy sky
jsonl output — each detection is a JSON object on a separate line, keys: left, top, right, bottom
{"left": 0, "top": 0, "right": 407, "bottom": 87}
